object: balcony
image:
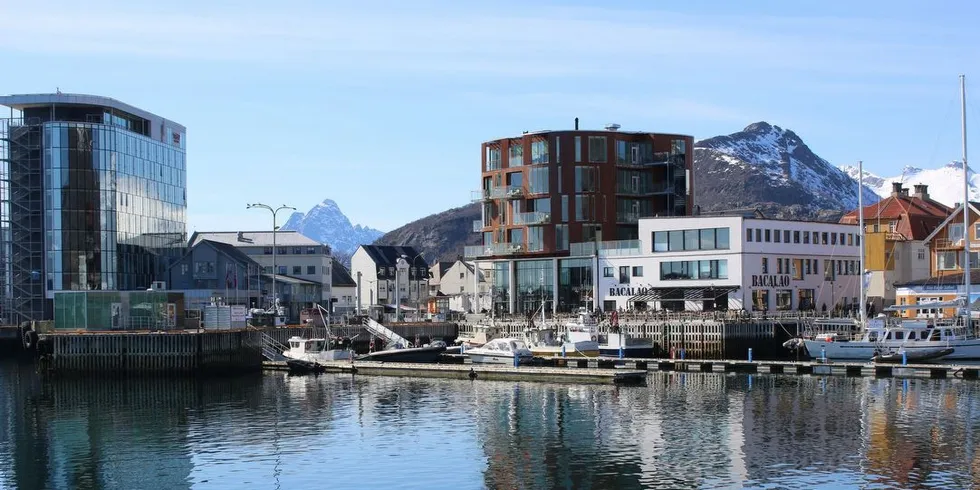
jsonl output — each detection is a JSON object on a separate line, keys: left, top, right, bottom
{"left": 616, "top": 211, "right": 657, "bottom": 224}
{"left": 935, "top": 238, "right": 966, "bottom": 249}
{"left": 617, "top": 182, "right": 674, "bottom": 196}
{"left": 487, "top": 186, "right": 524, "bottom": 200}
{"left": 471, "top": 190, "right": 490, "bottom": 202}
{"left": 514, "top": 211, "right": 550, "bottom": 225}
{"left": 616, "top": 152, "right": 684, "bottom": 168}
{"left": 464, "top": 242, "right": 525, "bottom": 258}
{"left": 568, "top": 240, "right": 641, "bottom": 256}
{"left": 472, "top": 220, "right": 485, "bottom": 232}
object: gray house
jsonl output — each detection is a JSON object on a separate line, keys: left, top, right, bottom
{"left": 168, "top": 239, "right": 264, "bottom": 310}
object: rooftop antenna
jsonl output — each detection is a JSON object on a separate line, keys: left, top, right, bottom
{"left": 56, "top": 87, "right": 62, "bottom": 94}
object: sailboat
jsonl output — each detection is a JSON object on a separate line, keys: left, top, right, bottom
{"left": 801, "top": 75, "right": 980, "bottom": 361}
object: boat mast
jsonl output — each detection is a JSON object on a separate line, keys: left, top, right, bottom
{"left": 962, "top": 74, "right": 971, "bottom": 330}
{"left": 858, "top": 160, "right": 867, "bottom": 328}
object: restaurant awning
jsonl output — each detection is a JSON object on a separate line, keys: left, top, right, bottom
{"left": 627, "top": 286, "right": 741, "bottom": 303}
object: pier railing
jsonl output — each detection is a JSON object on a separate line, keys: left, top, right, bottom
{"left": 260, "top": 332, "right": 289, "bottom": 361}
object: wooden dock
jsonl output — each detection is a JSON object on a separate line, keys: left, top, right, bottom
{"left": 261, "top": 360, "right": 647, "bottom": 385}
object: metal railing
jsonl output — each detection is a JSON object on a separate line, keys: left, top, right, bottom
{"left": 464, "top": 243, "right": 524, "bottom": 258}
{"left": 616, "top": 182, "right": 673, "bottom": 195}
{"left": 472, "top": 220, "right": 484, "bottom": 232}
{"left": 363, "top": 317, "right": 410, "bottom": 347}
{"left": 259, "top": 332, "right": 289, "bottom": 361}
{"left": 569, "top": 240, "right": 641, "bottom": 256}
{"left": 487, "top": 186, "right": 524, "bottom": 199}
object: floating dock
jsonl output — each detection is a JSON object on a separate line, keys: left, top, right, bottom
{"left": 262, "top": 360, "right": 647, "bottom": 385}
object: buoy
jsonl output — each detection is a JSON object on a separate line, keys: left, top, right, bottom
{"left": 22, "top": 328, "right": 37, "bottom": 351}
{"left": 468, "top": 368, "right": 478, "bottom": 379}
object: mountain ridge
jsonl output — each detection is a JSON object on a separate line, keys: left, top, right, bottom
{"left": 280, "top": 199, "right": 385, "bottom": 259}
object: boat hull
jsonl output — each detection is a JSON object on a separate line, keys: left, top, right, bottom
{"left": 804, "top": 339, "right": 980, "bottom": 361}
{"left": 531, "top": 348, "right": 599, "bottom": 358}
{"left": 285, "top": 359, "right": 325, "bottom": 375}
{"left": 873, "top": 347, "right": 955, "bottom": 364}
{"left": 357, "top": 345, "right": 446, "bottom": 363}
{"left": 466, "top": 352, "right": 533, "bottom": 365}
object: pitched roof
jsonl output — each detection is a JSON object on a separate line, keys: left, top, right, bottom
{"left": 331, "top": 258, "right": 357, "bottom": 287}
{"left": 189, "top": 231, "right": 323, "bottom": 248}
{"left": 840, "top": 194, "right": 952, "bottom": 240}
{"left": 204, "top": 240, "right": 259, "bottom": 266}
{"left": 261, "top": 273, "right": 321, "bottom": 286}
{"left": 922, "top": 202, "right": 980, "bottom": 244}
{"left": 358, "top": 245, "right": 430, "bottom": 269}
{"left": 437, "top": 261, "right": 454, "bottom": 279}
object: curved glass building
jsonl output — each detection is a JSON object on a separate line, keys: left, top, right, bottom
{"left": 0, "top": 93, "right": 187, "bottom": 323}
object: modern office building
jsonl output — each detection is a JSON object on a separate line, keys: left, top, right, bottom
{"left": 464, "top": 122, "right": 694, "bottom": 314}
{"left": 0, "top": 93, "right": 187, "bottom": 323}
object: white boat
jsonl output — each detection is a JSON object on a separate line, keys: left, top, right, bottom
{"left": 524, "top": 308, "right": 599, "bottom": 358}
{"left": 456, "top": 319, "right": 503, "bottom": 348}
{"left": 801, "top": 75, "right": 980, "bottom": 361}
{"left": 282, "top": 304, "right": 351, "bottom": 373}
{"left": 598, "top": 311, "right": 656, "bottom": 358}
{"left": 464, "top": 338, "right": 533, "bottom": 365}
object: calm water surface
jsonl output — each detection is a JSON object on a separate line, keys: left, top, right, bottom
{"left": 2, "top": 358, "right": 980, "bottom": 489}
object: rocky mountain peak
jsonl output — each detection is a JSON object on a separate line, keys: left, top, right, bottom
{"left": 280, "top": 199, "right": 385, "bottom": 258}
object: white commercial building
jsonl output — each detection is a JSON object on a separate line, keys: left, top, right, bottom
{"left": 598, "top": 216, "right": 863, "bottom": 313}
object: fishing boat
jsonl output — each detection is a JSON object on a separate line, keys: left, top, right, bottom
{"left": 523, "top": 308, "right": 599, "bottom": 358}
{"left": 464, "top": 338, "right": 533, "bottom": 365}
{"left": 598, "top": 311, "right": 656, "bottom": 358}
{"left": 800, "top": 75, "right": 980, "bottom": 360}
{"left": 282, "top": 305, "right": 352, "bottom": 374}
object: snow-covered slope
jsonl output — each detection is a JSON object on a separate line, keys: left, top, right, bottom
{"left": 695, "top": 122, "right": 880, "bottom": 219}
{"left": 280, "top": 199, "right": 384, "bottom": 257}
{"left": 839, "top": 162, "right": 978, "bottom": 206}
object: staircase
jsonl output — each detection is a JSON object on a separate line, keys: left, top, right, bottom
{"left": 260, "top": 332, "right": 289, "bottom": 361}
{"left": 363, "top": 318, "right": 410, "bottom": 348}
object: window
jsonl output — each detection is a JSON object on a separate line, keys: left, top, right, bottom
{"left": 774, "top": 229, "right": 781, "bottom": 243}
{"left": 527, "top": 226, "right": 544, "bottom": 252}
{"left": 660, "top": 260, "right": 727, "bottom": 280}
{"left": 917, "top": 249, "right": 926, "bottom": 260}
{"left": 632, "top": 266, "right": 643, "bottom": 277}
{"left": 798, "top": 289, "right": 815, "bottom": 310}
{"left": 776, "top": 290, "right": 792, "bottom": 310}
{"left": 292, "top": 266, "right": 302, "bottom": 275}
{"left": 574, "top": 136, "right": 582, "bottom": 162}
{"left": 752, "top": 290, "right": 769, "bottom": 311}
{"left": 292, "top": 247, "right": 302, "bottom": 255}
{"left": 603, "top": 300, "right": 617, "bottom": 312}
{"left": 650, "top": 227, "right": 730, "bottom": 252}
{"left": 603, "top": 267, "right": 614, "bottom": 277}
{"left": 619, "top": 266, "right": 630, "bottom": 283}
{"left": 938, "top": 251, "right": 957, "bottom": 270}
{"left": 460, "top": 272, "right": 465, "bottom": 279}
{"left": 530, "top": 139, "right": 549, "bottom": 165}
{"left": 556, "top": 224, "right": 569, "bottom": 251}
{"left": 747, "top": 228, "right": 753, "bottom": 242}
{"left": 764, "top": 229, "right": 771, "bottom": 242}
{"left": 307, "top": 266, "right": 316, "bottom": 275}
{"left": 831, "top": 233, "right": 837, "bottom": 245}
{"left": 306, "top": 246, "right": 317, "bottom": 254}
{"left": 949, "top": 223, "right": 965, "bottom": 243}
{"left": 561, "top": 195, "right": 569, "bottom": 222}
{"left": 555, "top": 136, "right": 561, "bottom": 163}
{"left": 792, "top": 259, "right": 803, "bottom": 280}
{"left": 509, "top": 142, "right": 523, "bottom": 167}
{"left": 616, "top": 141, "right": 629, "bottom": 164}
{"left": 699, "top": 228, "right": 715, "bottom": 249}
{"left": 486, "top": 146, "right": 501, "bottom": 171}
{"left": 793, "top": 230, "right": 800, "bottom": 243}
{"left": 823, "top": 260, "right": 834, "bottom": 281}
{"left": 848, "top": 234, "right": 854, "bottom": 246}
{"left": 776, "top": 258, "right": 783, "bottom": 274}
{"left": 278, "top": 265, "right": 287, "bottom": 275}
{"left": 278, "top": 247, "right": 287, "bottom": 255}
{"left": 975, "top": 222, "right": 980, "bottom": 239}
{"left": 574, "top": 166, "right": 597, "bottom": 192}
{"left": 784, "top": 230, "right": 791, "bottom": 243}
{"left": 755, "top": 229, "right": 762, "bottom": 242}
{"left": 762, "top": 257, "right": 768, "bottom": 274}
{"left": 528, "top": 166, "right": 549, "bottom": 194}
{"left": 263, "top": 247, "right": 273, "bottom": 255}
{"left": 821, "top": 232, "right": 828, "bottom": 245}
{"left": 803, "top": 231, "right": 810, "bottom": 244}
{"left": 684, "top": 230, "right": 699, "bottom": 250}
{"left": 805, "top": 259, "right": 812, "bottom": 275}
{"left": 588, "top": 136, "right": 607, "bottom": 163}
{"left": 575, "top": 195, "right": 594, "bottom": 221}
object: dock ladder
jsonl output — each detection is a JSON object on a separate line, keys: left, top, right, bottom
{"left": 362, "top": 318, "right": 410, "bottom": 348}
{"left": 259, "top": 332, "right": 289, "bottom": 361}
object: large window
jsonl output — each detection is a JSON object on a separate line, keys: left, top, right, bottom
{"left": 574, "top": 166, "right": 598, "bottom": 192}
{"left": 509, "top": 142, "right": 523, "bottom": 167}
{"left": 588, "top": 136, "right": 607, "bottom": 163}
{"left": 659, "top": 260, "right": 728, "bottom": 280}
{"left": 775, "top": 290, "right": 792, "bottom": 310}
{"left": 486, "top": 146, "right": 501, "bottom": 171}
{"left": 528, "top": 166, "right": 549, "bottom": 194}
{"left": 949, "top": 224, "right": 965, "bottom": 243}
{"left": 556, "top": 224, "right": 569, "bottom": 251}
{"left": 574, "top": 136, "right": 582, "bottom": 162}
{"left": 530, "top": 139, "right": 549, "bottom": 165}
{"left": 561, "top": 195, "right": 569, "bottom": 222}
{"left": 938, "top": 251, "right": 957, "bottom": 270}
{"left": 652, "top": 227, "right": 730, "bottom": 252}
{"left": 575, "top": 195, "right": 595, "bottom": 221}
{"left": 527, "top": 226, "right": 544, "bottom": 252}
{"left": 752, "top": 290, "right": 769, "bottom": 311}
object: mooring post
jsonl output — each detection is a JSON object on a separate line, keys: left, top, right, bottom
{"left": 902, "top": 350, "right": 907, "bottom": 366}
{"left": 821, "top": 348, "right": 826, "bottom": 362}
{"left": 748, "top": 348, "right": 753, "bottom": 362}
{"left": 561, "top": 344, "right": 566, "bottom": 358}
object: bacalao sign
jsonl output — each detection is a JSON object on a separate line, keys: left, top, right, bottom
{"left": 750, "top": 275, "right": 790, "bottom": 288}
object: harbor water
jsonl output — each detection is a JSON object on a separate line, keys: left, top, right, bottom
{"left": 2, "top": 358, "right": 980, "bottom": 489}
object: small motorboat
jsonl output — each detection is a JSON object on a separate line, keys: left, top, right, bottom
{"left": 357, "top": 341, "right": 447, "bottom": 363}
{"left": 464, "top": 338, "right": 533, "bottom": 365}
{"left": 872, "top": 347, "right": 955, "bottom": 364}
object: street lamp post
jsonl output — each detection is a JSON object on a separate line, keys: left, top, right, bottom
{"left": 247, "top": 203, "right": 296, "bottom": 317}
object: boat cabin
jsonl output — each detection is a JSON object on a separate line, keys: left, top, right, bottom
{"left": 287, "top": 336, "right": 327, "bottom": 354}
{"left": 860, "top": 324, "right": 970, "bottom": 343}
{"left": 481, "top": 338, "right": 530, "bottom": 354}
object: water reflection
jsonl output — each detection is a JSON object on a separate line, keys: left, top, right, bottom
{"left": 3, "top": 360, "right": 980, "bottom": 489}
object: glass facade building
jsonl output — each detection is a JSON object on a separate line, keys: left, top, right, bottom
{"left": 0, "top": 94, "right": 187, "bottom": 323}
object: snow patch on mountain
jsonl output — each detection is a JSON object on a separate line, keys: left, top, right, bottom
{"left": 838, "top": 161, "right": 979, "bottom": 206}
{"left": 281, "top": 199, "right": 385, "bottom": 256}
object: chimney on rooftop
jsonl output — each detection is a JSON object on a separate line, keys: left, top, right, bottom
{"left": 890, "top": 182, "right": 903, "bottom": 197}
{"left": 913, "top": 184, "right": 929, "bottom": 200}
{"left": 574, "top": 117, "right": 579, "bottom": 130}
{"left": 901, "top": 187, "right": 909, "bottom": 197}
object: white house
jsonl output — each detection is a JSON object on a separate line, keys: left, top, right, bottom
{"left": 350, "top": 245, "right": 430, "bottom": 316}
{"left": 330, "top": 258, "right": 357, "bottom": 314}
{"left": 597, "top": 215, "right": 863, "bottom": 313}
{"left": 432, "top": 259, "right": 491, "bottom": 313}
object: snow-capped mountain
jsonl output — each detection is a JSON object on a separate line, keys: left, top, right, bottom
{"left": 839, "top": 162, "right": 978, "bottom": 206}
{"left": 280, "top": 199, "right": 384, "bottom": 258}
{"left": 694, "top": 122, "right": 880, "bottom": 219}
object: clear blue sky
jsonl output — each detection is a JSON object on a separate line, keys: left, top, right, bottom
{"left": 2, "top": 0, "right": 979, "bottom": 232}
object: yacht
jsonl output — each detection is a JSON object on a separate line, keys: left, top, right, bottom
{"left": 523, "top": 308, "right": 599, "bottom": 358}
{"left": 464, "top": 338, "right": 533, "bottom": 365}
{"left": 804, "top": 317, "right": 977, "bottom": 361}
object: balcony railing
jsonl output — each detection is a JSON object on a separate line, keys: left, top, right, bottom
{"left": 616, "top": 212, "right": 657, "bottom": 224}
{"left": 487, "top": 186, "right": 524, "bottom": 200}
{"left": 514, "top": 211, "right": 550, "bottom": 225}
{"left": 616, "top": 152, "right": 685, "bottom": 168}
{"left": 464, "top": 242, "right": 524, "bottom": 258}
{"left": 472, "top": 220, "right": 484, "bottom": 232}
{"left": 471, "top": 190, "right": 489, "bottom": 202}
{"left": 935, "top": 238, "right": 965, "bottom": 249}
{"left": 568, "top": 240, "right": 641, "bottom": 257}
{"left": 616, "top": 182, "right": 674, "bottom": 195}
